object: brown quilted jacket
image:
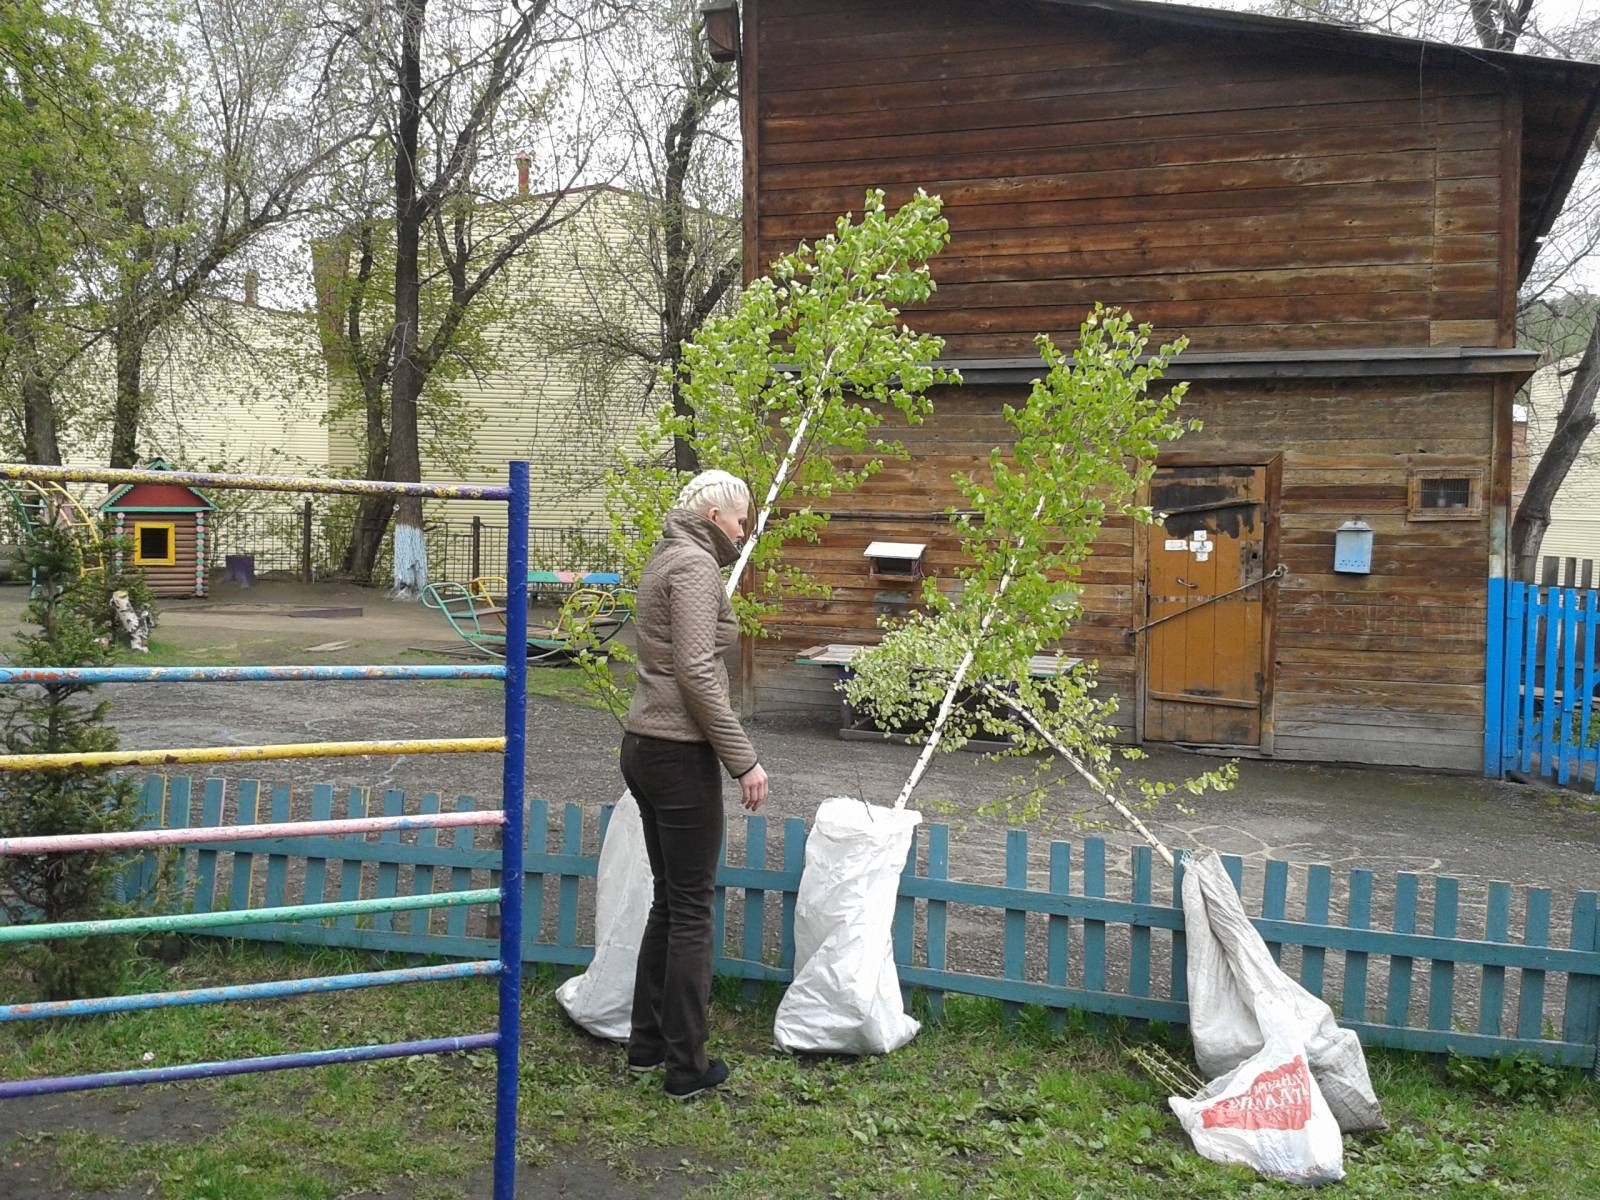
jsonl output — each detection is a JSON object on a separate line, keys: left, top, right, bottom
{"left": 623, "top": 509, "right": 759, "bottom": 779}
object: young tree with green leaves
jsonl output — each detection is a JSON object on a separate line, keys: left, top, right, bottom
{"left": 0, "top": 525, "right": 152, "bottom": 1000}
{"left": 576, "top": 188, "right": 959, "bottom": 717}
{"left": 845, "top": 306, "right": 1235, "bottom": 828}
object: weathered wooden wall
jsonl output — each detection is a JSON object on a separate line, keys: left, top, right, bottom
{"left": 758, "top": 378, "right": 1491, "bottom": 771}
{"left": 751, "top": 0, "right": 1510, "bottom": 357}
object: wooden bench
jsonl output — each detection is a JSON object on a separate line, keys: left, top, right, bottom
{"left": 794, "top": 643, "right": 1080, "bottom": 748}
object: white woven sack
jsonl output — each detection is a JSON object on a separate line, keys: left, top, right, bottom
{"left": 555, "top": 789, "right": 651, "bottom": 1042}
{"left": 1183, "top": 850, "right": 1386, "bottom": 1134}
{"left": 773, "top": 797, "right": 922, "bottom": 1056}
{"left": 1170, "top": 1021, "right": 1345, "bottom": 1186}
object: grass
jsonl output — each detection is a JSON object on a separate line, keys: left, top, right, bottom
{"left": 3, "top": 944, "right": 1598, "bottom": 1199}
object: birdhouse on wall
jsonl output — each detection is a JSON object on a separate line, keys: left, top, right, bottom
{"left": 864, "top": 540, "right": 926, "bottom": 582}
{"left": 99, "top": 460, "right": 214, "bottom": 598}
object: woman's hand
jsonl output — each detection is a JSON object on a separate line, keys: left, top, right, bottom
{"left": 739, "top": 763, "right": 769, "bottom": 811}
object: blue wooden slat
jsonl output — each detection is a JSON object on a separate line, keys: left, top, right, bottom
{"left": 780, "top": 818, "right": 806, "bottom": 971}
{"left": 1518, "top": 888, "right": 1552, "bottom": 1041}
{"left": 1521, "top": 585, "right": 1541, "bottom": 772}
{"left": 1542, "top": 587, "right": 1562, "bottom": 778}
{"left": 335, "top": 789, "right": 366, "bottom": 929}
{"left": 1084, "top": 837, "right": 1107, "bottom": 995}
{"left": 1171, "top": 851, "right": 1188, "bottom": 1003}
{"left": 1129, "top": 846, "right": 1151, "bottom": 998}
{"left": 894, "top": 826, "right": 917, "bottom": 1011}
{"left": 263, "top": 785, "right": 291, "bottom": 912}
{"left": 1385, "top": 873, "right": 1418, "bottom": 1028}
{"left": 166, "top": 775, "right": 192, "bottom": 905}
{"left": 1302, "top": 865, "right": 1331, "bottom": 997}
{"left": 1003, "top": 829, "right": 1028, "bottom": 1023}
{"left": 371, "top": 790, "right": 404, "bottom": 933}
{"left": 1484, "top": 576, "right": 1505, "bottom": 776}
{"left": 1581, "top": 589, "right": 1600, "bottom": 788}
{"left": 1480, "top": 882, "right": 1511, "bottom": 1037}
{"left": 1046, "top": 842, "right": 1072, "bottom": 1031}
{"left": 1428, "top": 876, "right": 1459, "bottom": 1031}
{"left": 1562, "top": 892, "right": 1599, "bottom": 1049}
{"left": 1501, "top": 582, "right": 1524, "bottom": 772}
{"left": 597, "top": 802, "right": 612, "bottom": 845}
{"left": 1560, "top": 588, "right": 1581, "bottom": 785}
{"left": 409, "top": 793, "right": 441, "bottom": 936}
{"left": 193, "top": 779, "right": 225, "bottom": 914}
{"left": 925, "top": 824, "right": 949, "bottom": 1021}
{"left": 445, "top": 797, "right": 476, "bottom": 940}
{"left": 744, "top": 816, "right": 768, "bottom": 1002}
{"left": 130, "top": 777, "right": 163, "bottom": 904}
{"left": 1342, "top": 869, "right": 1372, "bottom": 1023}
{"left": 557, "top": 803, "right": 581, "bottom": 951}
{"left": 1262, "top": 859, "right": 1288, "bottom": 965}
{"left": 523, "top": 799, "right": 547, "bottom": 949}
{"left": 229, "top": 781, "right": 261, "bottom": 912}
{"left": 303, "top": 785, "right": 334, "bottom": 906}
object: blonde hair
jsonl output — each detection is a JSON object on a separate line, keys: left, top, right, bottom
{"left": 674, "top": 469, "right": 751, "bottom": 519}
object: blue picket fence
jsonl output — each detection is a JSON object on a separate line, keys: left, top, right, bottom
{"left": 1485, "top": 578, "right": 1600, "bottom": 789}
{"left": 112, "top": 774, "right": 1600, "bottom": 1071}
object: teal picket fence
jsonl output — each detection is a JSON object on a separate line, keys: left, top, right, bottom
{"left": 1485, "top": 577, "right": 1600, "bottom": 789}
{"left": 121, "top": 775, "right": 1600, "bottom": 1071}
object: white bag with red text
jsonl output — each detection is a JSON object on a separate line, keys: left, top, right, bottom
{"left": 1169, "top": 1023, "right": 1345, "bottom": 1186}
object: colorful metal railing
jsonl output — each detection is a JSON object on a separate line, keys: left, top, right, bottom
{"left": 0, "top": 462, "right": 531, "bottom": 1200}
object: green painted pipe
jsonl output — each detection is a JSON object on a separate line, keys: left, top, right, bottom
{"left": 0, "top": 889, "right": 500, "bottom": 944}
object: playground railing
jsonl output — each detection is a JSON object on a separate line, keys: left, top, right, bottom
{"left": 0, "top": 462, "right": 532, "bottom": 1200}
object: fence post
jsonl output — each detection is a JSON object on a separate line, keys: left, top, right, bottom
{"left": 1484, "top": 575, "right": 1506, "bottom": 778}
{"left": 300, "top": 500, "right": 313, "bottom": 584}
{"left": 471, "top": 516, "right": 482, "bottom": 581}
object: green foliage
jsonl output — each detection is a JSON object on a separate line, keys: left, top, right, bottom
{"left": 845, "top": 306, "right": 1235, "bottom": 820}
{"left": 577, "top": 189, "right": 959, "bottom": 718}
{"left": 1444, "top": 1049, "right": 1567, "bottom": 1103}
{"left": 0, "top": 524, "right": 143, "bottom": 999}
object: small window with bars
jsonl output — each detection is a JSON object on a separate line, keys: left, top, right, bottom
{"left": 1408, "top": 469, "right": 1483, "bottom": 521}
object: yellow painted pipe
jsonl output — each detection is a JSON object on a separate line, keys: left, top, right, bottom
{"left": 0, "top": 737, "right": 506, "bottom": 772}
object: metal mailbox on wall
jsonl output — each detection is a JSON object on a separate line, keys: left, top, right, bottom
{"left": 1334, "top": 519, "right": 1373, "bottom": 574}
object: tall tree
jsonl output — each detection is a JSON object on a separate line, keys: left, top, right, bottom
{"left": 316, "top": 0, "right": 623, "bottom": 596}
{"left": 543, "top": 0, "right": 742, "bottom": 479}
{"left": 1268, "top": 0, "right": 1600, "bottom": 579}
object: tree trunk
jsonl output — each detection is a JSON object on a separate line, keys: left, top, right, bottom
{"left": 1511, "top": 323, "right": 1600, "bottom": 581}
{"left": 11, "top": 289, "right": 61, "bottom": 465}
{"left": 388, "top": 0, "right": 428, "bottom": 599}
{"left": 339, "top": 373, "right": 393, "bottom": 582}
{"left": 109, "top": 325, "right": 144, "bottom": 469}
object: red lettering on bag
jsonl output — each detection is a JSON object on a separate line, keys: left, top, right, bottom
{"left": 1201, "top": 1055, "right": 1314, "bottom": 1132}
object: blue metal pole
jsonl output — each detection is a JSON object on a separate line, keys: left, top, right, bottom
{"left": 494, "top": 459, "right": 529, "bottom": 1199}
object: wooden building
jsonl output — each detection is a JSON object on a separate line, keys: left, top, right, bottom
{"left": 100, "top": 462, "right": 214, "bottom": 598}
{"left": 716, "top": 0, "right": 1600, "bottom": 771}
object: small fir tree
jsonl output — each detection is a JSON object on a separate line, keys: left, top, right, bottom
{"left": 0, "top": 524, "right": 146, "bottom": 999}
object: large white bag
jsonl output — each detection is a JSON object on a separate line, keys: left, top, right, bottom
{"left": 1183, "top": 851, "right": 1385, "bottom": 1134}
{"left": 1169, "top": 1021, "right": 1346, "bottom": 1186}
{"left": 773, "top": 797, "right": 922, "bottom": 1055}
{"left": 555, "top": 789, "right": 652, "bottom": 1042}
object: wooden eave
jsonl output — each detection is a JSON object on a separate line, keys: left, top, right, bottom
{"left": 937, "top": 347, "right": 1541, "bottom": 384}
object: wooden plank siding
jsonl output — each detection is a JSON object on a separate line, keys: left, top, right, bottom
{"left": 755, "top": 378, "right": 1492, "bottom": 770}
{"left": 749, "top": 0, "right": 1508, "bottom": 359}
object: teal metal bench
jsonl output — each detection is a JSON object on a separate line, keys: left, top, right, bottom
{"left": 423, "top": 581, "right": 633, "bottom": 662}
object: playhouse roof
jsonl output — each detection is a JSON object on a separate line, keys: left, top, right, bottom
{"left": 100, "top": 460, "right": 215, "bottom": 513}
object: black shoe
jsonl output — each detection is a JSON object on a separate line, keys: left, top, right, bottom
{"left": 626, "top": 1053, "right": 664, "bottom": 1074}
{"left": 665, "top": 1059, "right": 728, "bottom": 1101}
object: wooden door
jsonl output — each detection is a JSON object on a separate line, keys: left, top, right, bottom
{"left": 1143, "top": 465, "right": 1270, "bottom": 747}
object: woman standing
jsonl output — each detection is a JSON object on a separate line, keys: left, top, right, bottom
{"left": 621, "top": 469, "right": 769, "bottom": 1099}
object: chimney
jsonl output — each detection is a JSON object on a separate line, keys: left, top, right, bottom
{"left": 516, "top": 152, "right": 531, "bottom": 197}
{"left": 243, "top": 269, "right": 259, "bottom": 307}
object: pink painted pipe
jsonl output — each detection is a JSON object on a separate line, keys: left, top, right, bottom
{"left": 0, "top": 810, "right": 505, "bottom": 856}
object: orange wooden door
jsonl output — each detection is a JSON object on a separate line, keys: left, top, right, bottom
{"left": 1143, "top": 465, "right": 1268, "bottom": 747}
